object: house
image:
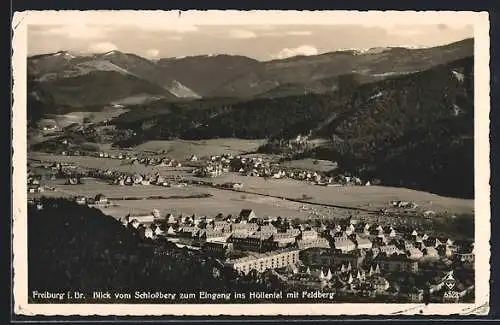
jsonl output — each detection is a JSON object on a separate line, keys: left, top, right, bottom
{"left": 437, "top": 244, "right": 453, "bottom": 258}
{"left": 75, "top": 196, "right": 87, "bottom": 205}
{"left": 225, "top": 249, "right": 300, "bottom": 275}
{"left": 345, "top": 224, "right": 355, "bottom": 235}
{"left": 198, "top": 229, "right": 227, "bottom": 243}
{"left": 166, "top": 214, "right": 177, "bottom": 225}
{"left": 372, "top": 235, "right": 388, "bottom": 246}
{"left": 151, "top": 209, "right": 162, "bottom": 220}
{"left": 94, "top": 194, "right": 109, "bottom": 205}
{"left": 368, "top": 264, "right": 381, "bottom": 276}
{"left": 406, "top": 288, "right": 424, "bottom": 302}
{"left": 152, "top": 225, "right": 164, "bottom": 237}
{"left": 231, "top": 222, "right": 258, "bottom": 234}
{"left": 232, "top": 183, "right": 244, "bottom": 190}
{"left": 179, "top": 226, "right": 199, "bottom": 237}
{"left": 272, "top": 232, "right": 298, "bottom": 247}
{"left": 260, "top": 224, "right": 278, "bottom": 234}
{"left": 66, "top": 177, "right": 79, "bottom": 185}
{"left": 333, "top": 235, "right": 356, "bottom": 253}
{"left": 203, "top": 241, "right": 234, "bottom": 256}
{"left": 375, "top": 253, "right": 418, "bottom": 273}
{"left": 352, "top": 235, "right": 372, "bottom": 250}
{"left": 166, "top": 226, "right": 176, "bottom": 236}
{"left": 139, "top": 226, "right": 154, "bottom": 239}
{"left": 239, "top": 209, "right": 256, "bottom": 221}
{"left": 406, "top": 247, "right": 424, "bottom": 260}
{"left": 378, "top": 244, "right": 399, "bottom": 257}
{"left": 370, "top": 276, "right": 390, "bottom": 293}
{"left": 454, "top": 243, "right": 475, "bottom": 263}
{"left": 423, "top": 247, "right": 440, "bottom": 260}
{"left": 228, "top": 232, "right": 278, "bottom": 252}
{"left": 126, "top": 212, "right": 155, "bottom": 225}
{"left": 213, "top": 220, "right": 230, "bottom": 231}
{"left": 424, "top": 237, "right": 443, "bottom": 248}
{"left": 301, "top": 229, "right": 319, "bottom": 241}
{"left": 297, "top": 237, "right": 330, "bottom": 250}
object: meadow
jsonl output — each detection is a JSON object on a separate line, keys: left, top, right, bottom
{"left": 35, "top": 178, "right": 207, "bottom": 199}
{"left": 208, "top": 174, "right": 474, "bottom": 215}
{"left": 133, "top": 139, "right": 266, "bottom": 159}
{"left": 47, "top": 107, "right": 130, "bottom": 128}
{"left": 281, "top": 158, "right": 338, "bottom": 173}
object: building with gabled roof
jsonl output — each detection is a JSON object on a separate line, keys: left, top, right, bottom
{"left": 239, "top": 209, "right": 256, "bottom": 221}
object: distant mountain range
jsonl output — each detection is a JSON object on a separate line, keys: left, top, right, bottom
{"left": 27, "top": 38, "right": 473, "bottom": 109}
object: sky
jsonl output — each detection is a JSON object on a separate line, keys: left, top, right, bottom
{"left": 26, "top": 16, "right": 474, "bottom": 61}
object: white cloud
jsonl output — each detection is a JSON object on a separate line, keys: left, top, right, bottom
{"left": 168, "top": 36, "right": 183, "bottom": 41}
{"left": 248, "top": 25, "right": 275, "bottom": 31}
{"left": 387, "top": 28, "right": 425, "bottom": 37}
{"left": 271, "top": 45, "right": 318, "bottom": 60}
{"left": 286, "top": 31, "right": 312, "bottom": 36}
{"left": 138, "top": 22, "right": 198, "bottom": 33}
{"left": 88, "top": 42, "right": 118, "bottom": 53}
{"left": 261, "top": 30, "right": 312, "bottom": 37}
{"left": 262, "top": 32, "right": 281, "bottom": 37}
{"left": 146, "top": 48, "right": 160, "bottom": 58}
{"left": 228, "top": 29, "right": 257, "bottom": 39}
{"left": 36, "top": 23, "right": 197, "bottom": 41}
{"left": 42, "top": 24, "right": 109, "bottom": 40}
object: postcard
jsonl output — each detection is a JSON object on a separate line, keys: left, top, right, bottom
{"left": 12, "top": 10, "right": 491, "bottom": 316}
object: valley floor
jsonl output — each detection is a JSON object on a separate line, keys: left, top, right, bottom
{"left": 28, "top": 150, "right": 474, "bottom": 223}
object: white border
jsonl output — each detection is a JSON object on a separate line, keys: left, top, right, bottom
{"left": 12, "top": 10, "right": 491, "bottom": 316}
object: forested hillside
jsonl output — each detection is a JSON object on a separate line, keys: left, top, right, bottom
{"left": 28, "top": 199, "right": 266, "bottom": 295}
{"left": 110, "top": 57, "right": 474, "bottom": 198}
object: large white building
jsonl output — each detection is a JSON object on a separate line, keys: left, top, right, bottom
{"left": 225, "top": 249, "right": 300, "bottom": 275}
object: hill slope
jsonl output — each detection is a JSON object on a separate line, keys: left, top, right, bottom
{"left": 28, "top": 199, "right": 240, "bottom": 293}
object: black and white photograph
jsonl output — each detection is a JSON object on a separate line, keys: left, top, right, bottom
{"left": 12, "top": 10, "right": 491, "bottom": 316}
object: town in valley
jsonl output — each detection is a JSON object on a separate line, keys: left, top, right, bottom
{"left": 25, "top": 20, "right": 476, "bottom": 305}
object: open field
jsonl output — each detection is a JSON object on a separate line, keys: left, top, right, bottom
{"left": 113, "top": 190, "right": 317, "bottom": 219}
{"left": 133, "top": 139, "right": 266, "bottom": 159}
{"left": 209, "top": 174, "right": 474, "bottom": 214}
{"left": 31, "top": 178, "right": 207, "bottom": 199}
{"left": 30, "top": 152, "right": 195, "bottom": 175}
{"left": 110, "top": 94, "right": 163, "bottom": 106}
{"left": 281, "top": 158, "right": 338, "bottom": 172}
{"left": 46, "top": 107, "right": 130, "bottom": 128}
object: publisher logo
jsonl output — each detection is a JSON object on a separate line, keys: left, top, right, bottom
{"left": 444, "top": 272, "right": 456, "bottom": 290}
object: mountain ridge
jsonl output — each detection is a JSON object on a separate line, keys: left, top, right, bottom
{"left": 27, "top": 38, "right": 473, "bottom": 107}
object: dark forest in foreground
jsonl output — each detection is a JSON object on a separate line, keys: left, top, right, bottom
{"left": 27, "top": 199, "right": 275, "bottom": 299}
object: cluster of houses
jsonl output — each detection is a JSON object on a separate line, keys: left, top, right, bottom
{"left": 54, "top": 142, "right": 179, "bottom": 170}
{"left": 191, "top": 154, "right": 232, "bottom": 178}
{"left": 27, "top": 167, "right": 58, "bottom": 193}
{"left": 57, "top": 149, "right": 184, "bottom": 170}
{"left": 74, "top": 193, "right": 111, "bottom": 207}
{"left": 57, "top": 148, "right": 135, "bottom": 160}
{"left": 111, "top": 205, "right": 474, "bottom": 302}
{"left": 27, "top": 175, "right": 51, "bottom": 193}
{"left": 189, "top": 153, "right": 368, "bottom": 186}
{"left": 130, "top": 156, "right": 183, "bottom": 168}
{"left": 109, "top": 172, "right": 187, "bottom": 187}
{"left": 43, "top": 160, "right": 188, "bottom": 189}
